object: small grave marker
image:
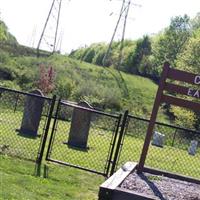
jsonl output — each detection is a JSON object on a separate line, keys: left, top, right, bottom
{"left": 151, "top": 131, "right": 165, "bottom": 147}
{"left": 19, "top": 89, "right": 44, "bottom": 137}
{"left": 188, "top": 140, "right": 198, "bottom": 156}
{"left": 67, "top": 101, "right": 93, "bottom": 149}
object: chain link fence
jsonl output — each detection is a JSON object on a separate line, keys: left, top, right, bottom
{"left": 1, "top": 87, "right": 199, "bottom": 179}
{"left": 0, "top": 87, "right": 53, "bottom": 162}
{"left": 117, "top": 115, "right": 200, "bottom": 179}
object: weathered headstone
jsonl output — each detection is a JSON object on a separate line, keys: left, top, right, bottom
{"left": 188, "top": 140, "right": 198, "bottom": 155}
{"left": 67, "top": 101, "right": 93, "bottom": 149}
{"left": 19, "top": 89, "right": 44, "bottom": 137}
{"left": 151, "top": 131, "right": 165, "bottom": 147}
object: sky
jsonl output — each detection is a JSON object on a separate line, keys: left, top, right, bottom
{"left": 0, "top": 0, "right": 200, "bottom": 54}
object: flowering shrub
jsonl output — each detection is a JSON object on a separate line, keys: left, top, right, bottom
{"left": 37, "top": 64, "right": 56, "bottom": 95}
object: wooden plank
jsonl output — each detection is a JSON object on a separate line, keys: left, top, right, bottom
{"left": 168, "top": 68, "right": 200, "bottom": 85}
{"left": 113, "top": 187, "right": 156, "bottom": 200}
{"left": 161, "top": 95, "right": 200, "bottom": 111}
{"left": 164, "top": 83, "right": 200, "bottom": 99}
{"left": 98, "top": 162, "right": 137, "bottom": 200}
{"left": 100, "top": 162, "right": 137, "bottom": 190}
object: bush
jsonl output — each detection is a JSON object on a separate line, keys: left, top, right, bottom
{"left": 0, "top": 65, "right": 17, "bottom": 81}
{"left": 55, "top": 80, "right": 73, "bottom": 99}
{"left": 0, "top": 80, "right": 21, "bottom": 90}
{"left": 170, "top": 106, "right": 197, "bottom": 129}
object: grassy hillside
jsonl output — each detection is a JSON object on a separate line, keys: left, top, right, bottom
{"left": 0, "top": 19, "right": 168, "bottom": 121}
{"left": 0, "top": 52, "right": 168, "bottom": 120}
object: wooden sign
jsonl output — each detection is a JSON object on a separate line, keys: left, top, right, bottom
{"left": 137, "top": 62, "right": 200, "bottom": 173}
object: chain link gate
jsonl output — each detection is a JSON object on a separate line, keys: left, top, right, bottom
{"left": 45, "top": 99, "right": 122, "bottom": 176}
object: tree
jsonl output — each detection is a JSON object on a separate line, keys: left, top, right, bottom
{"left": 127, "top": 36, "right": 152, "bottom": 74}
{"left": 191, "top": 12, "right": 200, "bottom": 30}
{"left": 0, "top": 20, "right": 17, "bottom": 43}
{"left": 176, "top": 28, "right": 200, "bottom": 73}
{"left": 153, "top": 15, "right": 191, "bottom": 68}
{"left": 83, "top": 48, "right": 96, "bottom": 63}
{"left": 0, "top": 21, "right": 7, "bottom": 41}
{"left": 175, "top": 28, "right": 200, "bottom": 131}
{"left": 93, "top": 49, "right": 106, "bottom": 66}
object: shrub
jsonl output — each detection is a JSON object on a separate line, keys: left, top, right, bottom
{"left": 55, "top": 80, "right": 73, "bottom": 99}
{"left": 36, "top": 64, "right": 56, "bottom": 95}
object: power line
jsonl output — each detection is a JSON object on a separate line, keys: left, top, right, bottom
{"left": 102, "top": 0, "right": 139, "bottom": 97}
{"left": 36, "top": 0, "right": 63, "bottom": 57}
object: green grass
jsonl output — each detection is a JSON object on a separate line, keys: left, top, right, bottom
{"left": 0, "top": 108, "right": 46, "bottom": 161}
{"left": 0, "top": 155, "right": 104, "bottom": 200}
{"left": 118, "top": 135, "right": 200, "bottom": 179}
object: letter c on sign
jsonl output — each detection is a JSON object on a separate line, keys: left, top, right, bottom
{"left": 194, "top": 76, "right": 200, "bottom": 85}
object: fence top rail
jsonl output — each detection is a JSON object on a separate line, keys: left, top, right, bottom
{"left": 60, "top": 100, "right": 120, "bottom": 119}
{"left": 0, "top": 87, "right": 52, "bottom": 101}
{"left": 128, "top": 114, "right": 200, "bottom": 135}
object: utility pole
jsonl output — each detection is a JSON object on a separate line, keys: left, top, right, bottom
{"left": 102, "top": 0, "right": 133, "bottom": 97}
{"left": 37, "top": 0, "right": 63, "bottom": 57}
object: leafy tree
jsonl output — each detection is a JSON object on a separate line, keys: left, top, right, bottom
{"left": 175, "top": 28, "right": 200, "bottom": 131}
{"left": 191, "top": 12, "right": 200, "bottom": 30}
{"left": 0, "top": 20, "right": 17, "bottom": 43}
{"left": 176, "top": 28, "right": 200, "bottom": 73}
{"left": 93, "top": 49, "right": 106, "bottom": 66}
{"left": 0, "top": 21, "right": 7, "bottom": 41}
{"left": 153, "top": 15, "right": 191, "bottom": 68}
{"left": 127, "top": 36, "right": 152, "bottom": 74}
{"left": 83, "top": 48, "right": 96, "bottom": 63}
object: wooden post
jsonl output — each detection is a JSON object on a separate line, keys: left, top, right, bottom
{"left": 137, "top": 62, "right": 170, "bottom": 173}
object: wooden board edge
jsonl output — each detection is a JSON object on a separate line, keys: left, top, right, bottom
{"left": 113, "top": 187, "right": 156, "bottom": 200}
{"left": 98, "top": 162, "right": 137, "bottom": 200}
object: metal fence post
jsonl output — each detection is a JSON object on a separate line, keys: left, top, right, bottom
{"left": 105, "top": 114, "right": 122, "bottom": 177}
{"left": 37, "top": 95, "right": 56, "bottom": 164}
{"left": 171, "top": 129, "right": 177, "bottom": 147}
{"left": 45, "top": 98, "right": 61, "bottom": 160}
{"left": 14, "top": 93, "right": 19, "bottom": 113}
{"left": 110, "top": 110, "right": 129, "bottom": 176}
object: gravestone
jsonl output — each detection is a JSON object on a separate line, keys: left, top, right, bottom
{"left": 188, "top": 140, "right": 198, "bottom": 155}
{"left": 151, "top": 131, "right": 165, "bottom": 147}
{"left": 67, "top": 101, "right": 93, "bottom": 149}
{"left": 19, "top": 89, "right": 44, "bottom": 137}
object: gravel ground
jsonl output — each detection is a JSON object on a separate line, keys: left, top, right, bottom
{"left": 120, "top": 172, "right": 200, "bottom": 200}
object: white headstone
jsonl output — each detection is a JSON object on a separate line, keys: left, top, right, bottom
{"left": 151, "top": 131, "right": 165, "bottom": 147}
{"left": 188, "top": 140, "right": 198, "bottom": 156}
